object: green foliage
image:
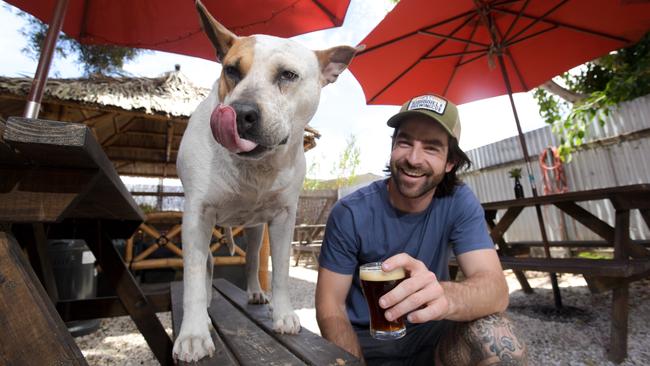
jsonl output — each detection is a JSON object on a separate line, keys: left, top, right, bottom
{"left": 303, "top": 135, "right": 363, "bottom": 190}
{"left": 138, "top": 203, "right": 157, "bottom": 214}
{"left": 19, "top": 11, "right": 142, "bottom": 76}
{"left": 303, "top": 160, "right": 324, "bottom": 190}
{"left": 331, "top": 135, "right": 361, "bottom": 188}
{"left": 508, "top": 168, "right": 522, "bottom": 179}
{"left": 534, "top": 32, "right": 650, "bottom": 161}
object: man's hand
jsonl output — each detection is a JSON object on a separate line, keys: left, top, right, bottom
{"left": 379, "top": 253, "right": 449, "bottom": 323}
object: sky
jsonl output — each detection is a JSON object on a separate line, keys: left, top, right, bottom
{"left": 0, "top": 0, "right": 547, "bottom": 180}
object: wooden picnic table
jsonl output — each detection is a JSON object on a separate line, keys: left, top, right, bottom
{"left": 479, "top": 184, "right": 650, "bottom": 363}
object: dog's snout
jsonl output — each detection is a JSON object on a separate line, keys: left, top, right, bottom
{"left": 232, "top": 102, "right": 260, "bottom": 132}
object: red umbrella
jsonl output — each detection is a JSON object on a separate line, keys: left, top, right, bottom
{"left": 349, "top": 0, "right": 650, "bottom": 317}
{"left": 6, "top": 0, "right": 350, "bottom": 118}
{"left": 350, "top": 0, "right": 650, "bottom": 106}
{"left": 6, "top": 0, "right": 350, "bottom": 61}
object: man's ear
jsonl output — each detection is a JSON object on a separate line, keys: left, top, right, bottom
{"left": 314, "top": 45, "right": 365, "bottom": 86}
{"left": 196, "top": 0, "right": 237, "bottom": 63}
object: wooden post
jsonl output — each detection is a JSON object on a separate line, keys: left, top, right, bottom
{"left": 259, "top": 224, "right": 271, "bottom": 292}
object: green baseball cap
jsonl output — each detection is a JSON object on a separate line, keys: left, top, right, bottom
{"left": 386, "top": 94, "right": 461, "bottom": 140}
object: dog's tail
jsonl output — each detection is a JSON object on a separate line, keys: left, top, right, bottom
{"left": 225, "top": 227, "right": 235, "bottom": 256}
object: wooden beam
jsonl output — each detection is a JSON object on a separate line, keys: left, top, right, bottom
{"left": 56, "top": 292, "right": 171, "bottom": 321}
{"left": 489, "top": 206, "right": 524, "bottom": 243}
{"left": 554, "top": 201, "right": 615, "bottom": 241}
{"left": 0, "top": 232, "right": 87, "bottom": 365}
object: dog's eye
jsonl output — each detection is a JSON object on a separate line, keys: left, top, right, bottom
{"left": 224, "top": 65, "right": 241, "bottom": 81}
{"left": 279, "top": 70, "right": 298, "bottom": 82}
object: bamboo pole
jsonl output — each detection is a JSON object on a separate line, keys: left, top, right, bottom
{"left": 164, "top": 242, "right": 183, "bottom": 257}
{"left": 139, "top": 223, "right": 161, "bottom": 239}
{"left": 125, "top": 237, "right": 134, "bottom": 263}
{"left": 133, "top": 242, "right": 160, "bottom": 262}
{"left": 165, "top": 224, "right": 182, "bottom": 240}
{"left": 259, "top": 225, "right": 270, "bottom": 292}
{"left": 130, "top": 256, "right": 246, "bottom": 270}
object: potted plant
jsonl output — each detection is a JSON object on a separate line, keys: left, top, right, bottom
{"left": 508, "top": 168, "right": 525, "bottom": 199}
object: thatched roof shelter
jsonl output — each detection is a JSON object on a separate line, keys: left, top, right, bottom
{"left": 0, "top": 69, "right": 320, "bottom": 178}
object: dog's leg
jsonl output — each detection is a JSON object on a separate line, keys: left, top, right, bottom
{"left": 173, "top": 206, "right": 216, "bottom": 362}
{"left": 206, "top": 244, "right": 214, "bottom": 307}
{"left": 268, "top": 208, "right": 301, "bottom": 334}
{"left": 244, "top": 224, "right": 269, "bottom": 304}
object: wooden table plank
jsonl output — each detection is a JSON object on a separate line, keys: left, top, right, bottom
{"left": 0, "top": 231, "right": 87, "bottom": 365}
{"left": 482, "top": 184, "right": 650, "bottom": 210}
{"left": 208, "top": 289, "right": 307, "bottom": 365}
{"left": 3, "top": 117, "right": 144, "bottom": 223}
{"left": 170, "top": 282, "right": 237, "bottom": 366}
{"left": 214, "top": 279, "right": 362, "bottom": 366}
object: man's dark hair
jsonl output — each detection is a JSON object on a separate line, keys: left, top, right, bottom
{"left": 384, "top": 127, "right": 472, "bottom": 198}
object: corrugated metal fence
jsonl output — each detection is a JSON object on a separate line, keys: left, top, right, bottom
{"left": 460, "top": 94, "right": 650, "bottom": 241}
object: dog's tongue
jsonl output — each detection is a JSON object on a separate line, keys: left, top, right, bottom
{"left": 210, "top": 104, "right": 258, "bottom": 153}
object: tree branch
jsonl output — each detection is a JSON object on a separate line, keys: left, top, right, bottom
{"left": 539, "top": 80, "right": 588, "bottom": 104}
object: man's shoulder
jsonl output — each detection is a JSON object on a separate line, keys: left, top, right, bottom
{"left": 338, "top": 179, "right": 387, "bottom": 207}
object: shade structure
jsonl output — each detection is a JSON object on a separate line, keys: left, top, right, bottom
{"left": 349, "top": 0, "right": 650, "bottom": 315}
{"left": 6, "top": 0, "right": 351, "bottom": 61}
{"left": 350, "top": 0, "right": 650, "bottom": 106}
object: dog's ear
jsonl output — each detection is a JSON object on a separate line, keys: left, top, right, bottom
{"left": 196, "top": 0, "right": 237, "bottom": 63}
{"left": 314, "top": 45, "right": 365, "bottom": 87}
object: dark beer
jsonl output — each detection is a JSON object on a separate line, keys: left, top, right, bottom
{"left": 359, "top": 262, "right": 406, "bottom": 340}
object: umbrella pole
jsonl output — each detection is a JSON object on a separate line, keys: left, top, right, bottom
{"left": 496, "top": 54, "right": 563, "bottom": 308}
{"left": 23, "top": 0, "right": 70, "bottom": 119}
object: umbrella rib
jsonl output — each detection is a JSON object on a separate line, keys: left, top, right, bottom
{"left": 457, "top": 53, "right": 488, "bottom": 67}
{"left": 418, "top": 30, "right": 489, "bottom": 48}
{"left": 497, "top": 0, "right": 569, "bottom": 46}
{"left": 502, "top": 0, "right": 531, "bottom": 41}
{"left": 505, "top": 24, "right": 558, "bottom": 48}
{"left": 368, "top": 12, "right": 478, "bottom": 103}
{"left": 494, "top": 6, "right": 632, "bottom": 44}
{"left": 442, "top": 20, "right": 481, "bottom": 96}
{"left": 310, "top": 0, "right": 341, "bottom": 26}
{"left": 422, "top": 49, "right": 488, "bottom": 60}
{"left": 357, "top": 9, "right": 476, "bottom": 56}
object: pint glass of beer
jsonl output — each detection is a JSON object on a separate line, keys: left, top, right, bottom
{"left": 359, "top": 262, "right": 406, "bottom": 340}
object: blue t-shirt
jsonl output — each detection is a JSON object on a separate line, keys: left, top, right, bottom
{"left": 319, "top": 179, "right": 494, "bottom": 327}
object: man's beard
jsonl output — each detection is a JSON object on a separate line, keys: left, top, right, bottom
{"left": 389, "top": 159, "right": 445, "bottom": 199}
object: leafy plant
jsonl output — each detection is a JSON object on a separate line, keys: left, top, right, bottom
{"left": 508, "top": 168, "right": 522, "bottom": 180}
{"left": 534, "top": 32, "right": 650, "bottom": 161}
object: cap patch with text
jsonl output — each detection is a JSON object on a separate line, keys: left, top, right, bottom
{"left": 407, "top": 95, "right": 447, "bottom": 115}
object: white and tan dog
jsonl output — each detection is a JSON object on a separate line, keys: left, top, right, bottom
{"left": 173, "top": 1, "right": 360, "bottom": 362}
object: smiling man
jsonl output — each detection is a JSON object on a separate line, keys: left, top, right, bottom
{"left": 315, "top": 94, "right": 527, "bottom": 365}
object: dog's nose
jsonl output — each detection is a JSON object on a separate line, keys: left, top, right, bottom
{"left": 232, "top": 102, "right": 260, "bottom": 133}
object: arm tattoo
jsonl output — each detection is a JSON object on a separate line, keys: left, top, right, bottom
{"left": 438, "top": 314, "right": 528, "bottom": 366}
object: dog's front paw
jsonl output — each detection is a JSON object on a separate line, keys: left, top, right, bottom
{"left": 173, "top": 327, "right": 215, "bottom": 362}
{"left": 272, "top": 310, "right": 301, "bottom": 334}
{"left": 248, "top": 289, "right": 269, "bottom": 304}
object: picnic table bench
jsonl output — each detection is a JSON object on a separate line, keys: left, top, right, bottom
{"left": 171, "top": 279, "right": 361, "bottom": 366}
{"left": 458, "top": 184, "right": 650, "bottom": 363}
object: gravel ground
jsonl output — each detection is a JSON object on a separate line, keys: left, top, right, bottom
{"left": 74, "top": 262, "right": 650, "bottom": 365}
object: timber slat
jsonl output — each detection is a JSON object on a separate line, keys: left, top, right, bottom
{"left": 213, "top": 279, "right": 362, "bottom": 366}
{"left": 171, "top": 282, "right": 237, "bottom": 366}
{"left": 208, "top": 287, "right": 306, "bottom": 365}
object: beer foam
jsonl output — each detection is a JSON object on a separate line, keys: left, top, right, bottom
{"left": 359, "top": 267, "right": 405, "bottom": 281}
